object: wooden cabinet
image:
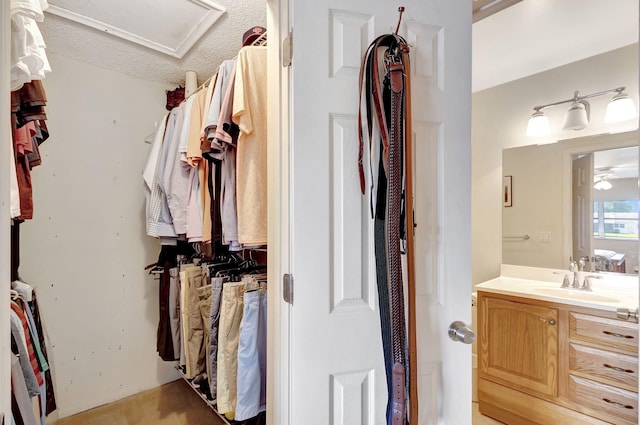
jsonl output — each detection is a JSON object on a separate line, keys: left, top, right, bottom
{"left": 478, "top": 291, "right": 639, "bottom": 425}
{"left": 567, "top": 312, "right": 639, "bottom": 424}
{"left": 479, "top": 296, "right": 558, "bottom": 397}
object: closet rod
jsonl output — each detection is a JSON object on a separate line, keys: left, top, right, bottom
{"left": 192, "top": 31, "right": 268, "bottom": 94}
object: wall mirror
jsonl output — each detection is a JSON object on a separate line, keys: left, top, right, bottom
{"left": 502, "top": 131, "right": 638, "bottom": 274}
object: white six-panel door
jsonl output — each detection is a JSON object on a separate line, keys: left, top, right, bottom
{"left": 572, "top": 153, "right": 594, "bottom": 265}
{"left": 281, "top": 1, "right": 473, "bottom": 423}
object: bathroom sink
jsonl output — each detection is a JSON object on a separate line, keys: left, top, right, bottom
{"left": 530, "top": 287, "right": 619, "bottom": 303}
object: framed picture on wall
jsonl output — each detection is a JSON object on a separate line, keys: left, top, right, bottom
{"left": 503, "top": 176, "right": 512, "bottom": 207}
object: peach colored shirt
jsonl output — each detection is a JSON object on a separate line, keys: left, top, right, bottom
{"left": 232, "top": 46, "right": 267, "bottom": 246}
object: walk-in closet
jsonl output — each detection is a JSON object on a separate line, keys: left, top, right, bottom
{"left": 5, "top": 1, "right": 270, "bottom": 423}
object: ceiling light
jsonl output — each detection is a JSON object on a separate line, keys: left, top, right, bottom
{"left": 526, "top": 87, "right": 637, "bottom": 137}
{"left": 594, "top": 176, "right": 612, "bottom": 191}
{"left": 526, "top": 110, "right": 550, "bottom": 137}
{"left": 605, "top": 91, "right": 637, "bottom": 123}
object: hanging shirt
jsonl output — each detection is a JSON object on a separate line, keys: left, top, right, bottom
{"left": 232, "top": 46, "right": 268, "bottom": 246}
{"left": 154, "top": 109, "right": 181, "bottom": 240}
{"left": 203, "top": 59, "right": 236, "bottom": 140}
{"left": 208, "top": 59, "right": 241, "bottom": 250}
{"left": 144, "top": 113, "right": 169, "bottom": 238}
{"left": 179, "top": 95, "right": 196, "bottom": 163}
{"left": 10, "top": 0, "right": 47, "bottom": 21}
{"left": 162, "top": 103, "right": 191, "bottom": 235}
{"left": 186, "top": 89, "right": 209, "bottom": 167}
{"left": 10, "top": 2, "right": 51, "bottom": 91}
{"left": 10, "top": 301, "right": 43, "bottom": 395}
{"left": 186, "top": 165, "right": 203, "bottom": 242}
{"left": 187, "top": 89, "right": 214, "bottom": 244}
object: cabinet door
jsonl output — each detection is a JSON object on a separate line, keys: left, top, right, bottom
{"left": 479, "top": 295, "right": 558, "bottom": 396}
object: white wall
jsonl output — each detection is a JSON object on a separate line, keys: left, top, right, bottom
{"left": 502, "top": 142, "right": 565, "bottom": 269}
{"left": 19, "top": 53, "right": 175, "bottom": 418}
{"left": 472, "top": 43, "right": 639, "bottom": 285}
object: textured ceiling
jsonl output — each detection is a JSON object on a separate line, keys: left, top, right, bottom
{"left": 40, "top": 0, "right": 266, "bottom": 86}
{"left": 39, "top": 0, "right": 637, "bottom": 91}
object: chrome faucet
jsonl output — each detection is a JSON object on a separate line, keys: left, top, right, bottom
{"left": 554, "top": 270, "right": 571, "bottom": 288}
{"left": 578, "top": 257, "right": 586, "bottom": 271}
{"left": 581, "top": 274, "right": 601, "bottom": 292}
{"left": 569, "top": 261, "right": 580, "bottom": 288}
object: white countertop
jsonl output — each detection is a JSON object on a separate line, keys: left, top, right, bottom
{"left": 476, "top": 266, "right": 639, "bottom": 312}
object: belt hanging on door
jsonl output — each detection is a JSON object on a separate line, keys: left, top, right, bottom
{"left": 358, "top": 12, "right": 418, "bottom": 424}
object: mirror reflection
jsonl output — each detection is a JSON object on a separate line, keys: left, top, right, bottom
{"left": 502, "top": 132, "right": 638, "bottom": 274}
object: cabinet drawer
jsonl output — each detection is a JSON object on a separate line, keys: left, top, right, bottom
{"left": 570, "top": 312, "right": 638, "bottom": 354}
{"left": 568, "top": 375, "right": 638, "bottom": 425}
{"left": 569, "top": 343, "right": 638, "bottom": 392}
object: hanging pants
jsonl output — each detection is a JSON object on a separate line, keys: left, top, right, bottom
{"left": 235, "top": 285, "right": 267, "bottom": 421}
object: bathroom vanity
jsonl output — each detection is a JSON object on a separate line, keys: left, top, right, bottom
{"left": 476, "top": 267, "right": 639, "bottom": 425}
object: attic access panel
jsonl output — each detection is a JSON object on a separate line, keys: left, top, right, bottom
{"left": 46, "top": 0, "right": 226, "bottom": 58}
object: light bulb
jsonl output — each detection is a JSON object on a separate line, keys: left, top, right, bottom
{"left": 526, "top": 111, "right": 550, "bottom": 137}
{"left": 562, "top": 101, "right": 589, "bottom": 131}
{"left": 605, "top": 93, "right": 637, "bottom": 123}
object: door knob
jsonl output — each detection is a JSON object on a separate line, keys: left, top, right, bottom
{"left": 448, "top": 321, "right": 475, "bottom": 344}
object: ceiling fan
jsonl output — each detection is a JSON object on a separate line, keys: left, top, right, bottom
{"left": 594, "top": 166, "right": 614, "bottom": 190}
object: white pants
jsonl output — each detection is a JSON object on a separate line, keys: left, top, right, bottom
{"left": 235, "top": 285, "right": 267, "bottom": 420}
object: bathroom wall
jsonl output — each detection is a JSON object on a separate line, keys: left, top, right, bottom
{"left": 502, "top": 142, "right": 564, "bottom": 269}
{"left": 472, "top": 43, "right": 639, "bottom": 285}
{"left": 19, "top": 53, "right": 175, "bottom": 418}
{"left": 502, "top": 139, "right": 638, "bottom": 271}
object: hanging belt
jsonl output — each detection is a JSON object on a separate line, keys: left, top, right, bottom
{"left": 401, "top": 43, "right": 419, "bottom": 425}
{"left": 359, "top": 34, "right": 413, "bottom": 425}
{"left": 388, "top": 56, "right": 407, "bottom": 425}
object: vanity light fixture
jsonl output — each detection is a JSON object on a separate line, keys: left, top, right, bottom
{"left": 526, "top": 87, "right": 637, "bottom": 137}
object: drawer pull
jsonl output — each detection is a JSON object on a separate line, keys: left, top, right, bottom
{"left": 602, "top": 330, "right": 635, "bottom": 339}
{"left": 602, "top": 398, "right": 634, "bottom": 409}
{"left": 603, "top": 363, "right": 635, "bottom": 374}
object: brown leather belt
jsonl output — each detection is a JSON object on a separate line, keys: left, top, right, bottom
{"left": 358, "top": 34, "right": 416, "bottom": 425}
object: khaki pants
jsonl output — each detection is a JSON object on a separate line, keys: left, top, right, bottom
{"left": 183, "top": 266, "right": 206, "bottom": 379}
{"left": 197, "top": 283, "right": 212, "bottom": 387}
{"left": 208, "top": 277, "right": 225, "bottom": 396}
{"left": 216, "top": 281, "right": 245, "bottom": 416}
